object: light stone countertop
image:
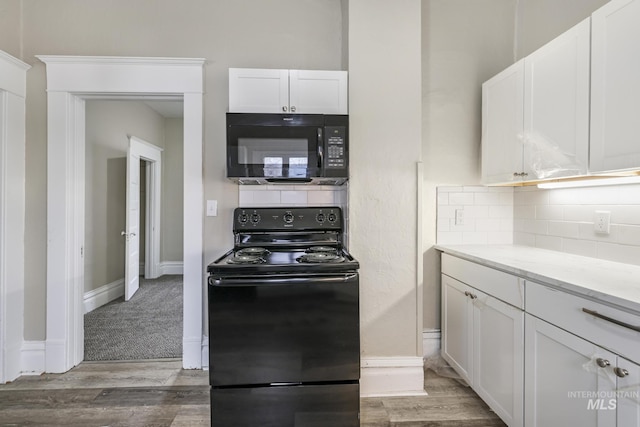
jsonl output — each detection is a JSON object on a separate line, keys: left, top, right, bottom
{"left": 435, "top": 244, "right": 640, "bottom": 315}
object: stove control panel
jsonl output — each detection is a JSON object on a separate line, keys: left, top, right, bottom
{"left": 234, "top": 207, "right": 343, "bottom": 231}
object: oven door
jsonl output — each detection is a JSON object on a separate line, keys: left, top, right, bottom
{"left": 226, "top": 114, "right": 322, "bottom": 181}
{"left": 208, "top": 273, "right": 360, "bottom": 387}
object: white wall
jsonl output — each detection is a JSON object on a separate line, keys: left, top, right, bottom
{"left": 85, "top": 101, "right": 166, "bottom": 293}
{"left": 0, "top": 0, "right": 21, "bottom": 59}
{"left": 349, "top": 0, "right": 422, "bottom": 358}
{"left": 162, "top": 118, "right": 184, "bottom": 263}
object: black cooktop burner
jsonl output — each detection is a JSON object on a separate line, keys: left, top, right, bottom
{"left": 297, "top": 252, "right": 345, "bottom": 264}
{"left": 227, "top": 254, "right": 265, "bottom": 264}
{"left": 236, "top": 247, "right": 270, "bottom": 257}
{"left": 306, "top": 246, "right": 339, "bottom": 254}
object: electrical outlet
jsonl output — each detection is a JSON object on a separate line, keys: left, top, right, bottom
{"left": 455, "top": 209, "right": 464, "bottom": 226}
{"left": 594, "top": 211, "right": 610, "bottom": 234}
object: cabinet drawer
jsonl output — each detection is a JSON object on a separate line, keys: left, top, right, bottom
{"left": 442, "top": 254, "right": 524, "bottom": 309}
{"left": 526, "top": 282, "right": 640, "bottom": 363}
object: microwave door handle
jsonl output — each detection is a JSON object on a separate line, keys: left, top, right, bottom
{"left": 317, "top": 128, "right": 324, "bottom": 169}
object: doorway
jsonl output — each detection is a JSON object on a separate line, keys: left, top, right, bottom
{"left": 39, "top": 56, "right": 205, "bottom": 373}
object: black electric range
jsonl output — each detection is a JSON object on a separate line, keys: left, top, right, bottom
{"left": 207, "top": 206, "right": 360, "bottom": 427}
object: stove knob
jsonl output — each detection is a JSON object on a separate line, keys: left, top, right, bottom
{"left": 283, "top": 213, "right": 294, "bottom": 224}
{"left": 250, "top": 214, "right": 261, "bottom": 224}
{"left": 238, "top": 213, "right": 249, "bottom": 224}
{"left": 316, "top": 213, "right": 325, "bottom": 223}
{"left": 327, "top": 213, "right": 337, "bottom": 223}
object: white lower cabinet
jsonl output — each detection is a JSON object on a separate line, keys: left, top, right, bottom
{"left": 441, "top": 253, "right": 640, "bottom": 427}
{"left": 525, "top": 314, "right": 640, "bottom": 426}
{"left": 441, "top": 272, "right": 524, "bottom": 427}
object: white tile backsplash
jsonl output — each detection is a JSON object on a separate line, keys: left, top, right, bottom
{"left": 437, "top": 186, "right": 514, "bottom": 246}
{"left": 437, "top": 183, "right": 640, "bottom": 267}
{"left": 238, "top": 185, "right": 347, "bottom": 208}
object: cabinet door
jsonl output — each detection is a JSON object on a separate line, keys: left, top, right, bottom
{"left": 473, "top": 291, "right": 524, "bottom": 427}
{"left": 590, "top": 0, "right": 640, "bottom": 173}
{"left": 289, "top": 70, "right": 348, "bottom": 114}
{"left": 441, "top": 274, "right": 473, "bottom": 385}
{"left": 524, "top": 18, "right": 590, "bottom": 180}
{"left": 616, "top": 356, "right": 640, "bottom": 426}
{"left": 525, "top": 315, "right": 616, "bottom": 427}
{"left": 228, "top": 68, "right": 289, "bottom": 113}
{"left": 481, "top": 60, "right": 525, "bottom": 184}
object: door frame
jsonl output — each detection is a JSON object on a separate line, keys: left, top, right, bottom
{"left": 37, "top": 56, "right": 205, "bottom": 372}
{"left": 0, "top": 51, "right": 30, "bottom": 383}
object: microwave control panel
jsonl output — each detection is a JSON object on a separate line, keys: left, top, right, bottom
{"left": 325, "top": 126, "right": 347, "bottom": 170}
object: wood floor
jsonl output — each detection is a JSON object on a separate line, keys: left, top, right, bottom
{"left": 0, "top": 360, "right": 505, "bottom": 426}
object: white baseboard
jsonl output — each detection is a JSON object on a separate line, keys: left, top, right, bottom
{"left": 161, "top": 261, "right": 183, "bottom": 275}
{"left": 423, "top": 328, "right": 441, "bottom": 359}
{"left": 83, "top": 278, "right": 124, "bottom": 314}
{"left": 201, "top": 335, "right": 209, "bottom": 370}
{"left": 21, "top": 340, "right": 45, "bottom": 376}
{"left": 360, "top": 356, "right": 426, "bottom": 397}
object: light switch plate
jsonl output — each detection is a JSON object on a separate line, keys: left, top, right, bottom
{"left": 207, "top": 200, "right": 218, "bottom": 217}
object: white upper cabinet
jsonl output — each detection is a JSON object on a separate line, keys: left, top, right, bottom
{"left": 482, "top": 19, "right": 590, "bottom": 185}
{"left": 590, "top": 0, "right": 640, "bottom": 173}
{"left": 524, "top": 18, "right": 590, "bottom": 180}
{"left": 481, "top": 60, "right": 526, "bottom": 185}
{"left": 229, "top": 68, "right": 348, "bottom": 114}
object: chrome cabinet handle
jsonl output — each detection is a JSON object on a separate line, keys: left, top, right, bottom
{"left": 282, "top": 106, "right": 288, "bottom": 112}
{"left": 290, "top": 106, "right": 296, "bottom": 112}
{"left": 596, "top": 358, "right": 611, "bottom": 368}
{"left": 582, "top": 308, "right": 640, "bottom": 333}
{"left": 614, "top": 367, "right": 629, "bottom": 378}
{"left": 464, "top": 291, "right": 477, "bottom": 300}
{"left": 464, "top": 291, "right": 470, "bottom": 297}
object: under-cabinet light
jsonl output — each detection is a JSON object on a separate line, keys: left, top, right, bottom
{"left": 537, "top": 176, "right": 640, "bottom": 189}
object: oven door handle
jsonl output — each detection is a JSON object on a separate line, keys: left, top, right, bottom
{"left": 209, "top": 273, "right": 358, "bottom": 287}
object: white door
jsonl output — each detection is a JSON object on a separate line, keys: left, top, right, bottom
{"left": 228, "top": 68, "right": 289, "bottom": 113}
{"left": 523, "top": 18, "right": 590, "bottom": 180}
{"left": 124, "top": 136, "right": 163, "bottom": 300}
{"left": 289, "top": 70, "right": 348, "bottom": 114}
{"left": 481, "top": 60, "right": 525, "bottom": 184}
{"left": 440, "top": 274, "right": 473, "bottom": 385}
{"left": 124, "top": 143, "right": 141, "bottom": 300}
{"left": 590, "top": 0, "right": 640, "bottom": 173}
{"left": 473, "top": 291, "right": 524, "bottom": 427}
{"left": 525, "top": 314, "right": 617, "bottom": 426}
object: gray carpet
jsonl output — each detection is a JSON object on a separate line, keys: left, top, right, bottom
{"left": 84, "top": 275, "right": 183, "bottom": 361}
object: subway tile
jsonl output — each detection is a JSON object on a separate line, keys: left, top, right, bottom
{"left": 499, "top": 191, "right": 514, "bottom": 205}
{"left": 252, "top": 190, "right": 281, "bottom": 205}
{"left": 475, "top": 218, "right": 502, "bottom": 232}
{"left": 464, "top": 205, "right": 489, "bottom": 219}
{"left": 536, "top": 205, "right": 563, "bottom": 221}
{"left": 562, "top": 238, "right": 597, "bottom": 258}
{"left": 437, "top": 232, "right": 463, "bottom": 245}
{"left": 438, "top": 205, "right": 462, "bottom": 219}
{"left": 547, "top": 221, "right": 579, "bottom": 239}
{"left": 463, "top": 185, "right": 488, "bottom": 192}
{"left": 437, "top": 192, "right": 449, "bottom": 206}
{"left": 596, "top": 242, "right": 640, "bottom": 266}
{"left": 238, "top": 191, "right": 253, "bottom": 206}
{"left": 514, "top": 232, "right": 536, "bottom": 246}
{"left": 499, "top": 219, "right": 514, "bottom": 232}
{"left": 535, "top": 235, "right": 562, "bottom": 251}
{"left": 488, "top": 232, "right": 513, "bottom": 244}
{"left": 489, "top": 204, "right": 514, "bottom": 219}
{"left": 612, "top": 205, "right": 640, "bottom": 225}
{"left": 437, "top": 186, "right": 464, "bottom": 193}
{"left": 450, "top": 220, "right": 477, "bottom": 232}
{"left": 281, "top": 191, "right": 308, "bottom": 204}
{"left": 514, "top": 219, "right": 526, "bottom": 233}
{"left": 611, "top": 224, "right": 640, "bottom": 246}
{"left": 474, "top": 192, "right": 503, "bottom": 206}
{"left": 437, "top": 219, "right": 450, "bottom": 232}
{"left": 308, "top": 191, "right": 335, "bottom": 205}
{"left": 488, "top": 186, "right": 514, "bottom": 193}
{"left": 617, "top": 184, "right": 640, "bottom": 204}
{"left": 514, "top": 205, "right": 536, "bottom": 220}
{"left": 462, "top": 231, "right": 488, "bottom": 244}
{"left": 523, "top": 219, "right": 548, "bottom": 235}
{"left": 448, "top": 192, "right": 475, "bottom": 205}
{"left": 563, "top": 205, "right": 596, "bottom": 222}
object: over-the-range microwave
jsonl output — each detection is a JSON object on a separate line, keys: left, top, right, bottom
{"left": 226, "top": 113, "right": 349, "bottom": 185}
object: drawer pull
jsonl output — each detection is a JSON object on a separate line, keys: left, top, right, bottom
{"left": 596, "top": 358, "right": 611, "bottom": 368}
{"left": 614, "top": 367, "right": 629, "bottom": 378}
{"left": 582, "top": 308, "right": 640, "bottom": 333}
